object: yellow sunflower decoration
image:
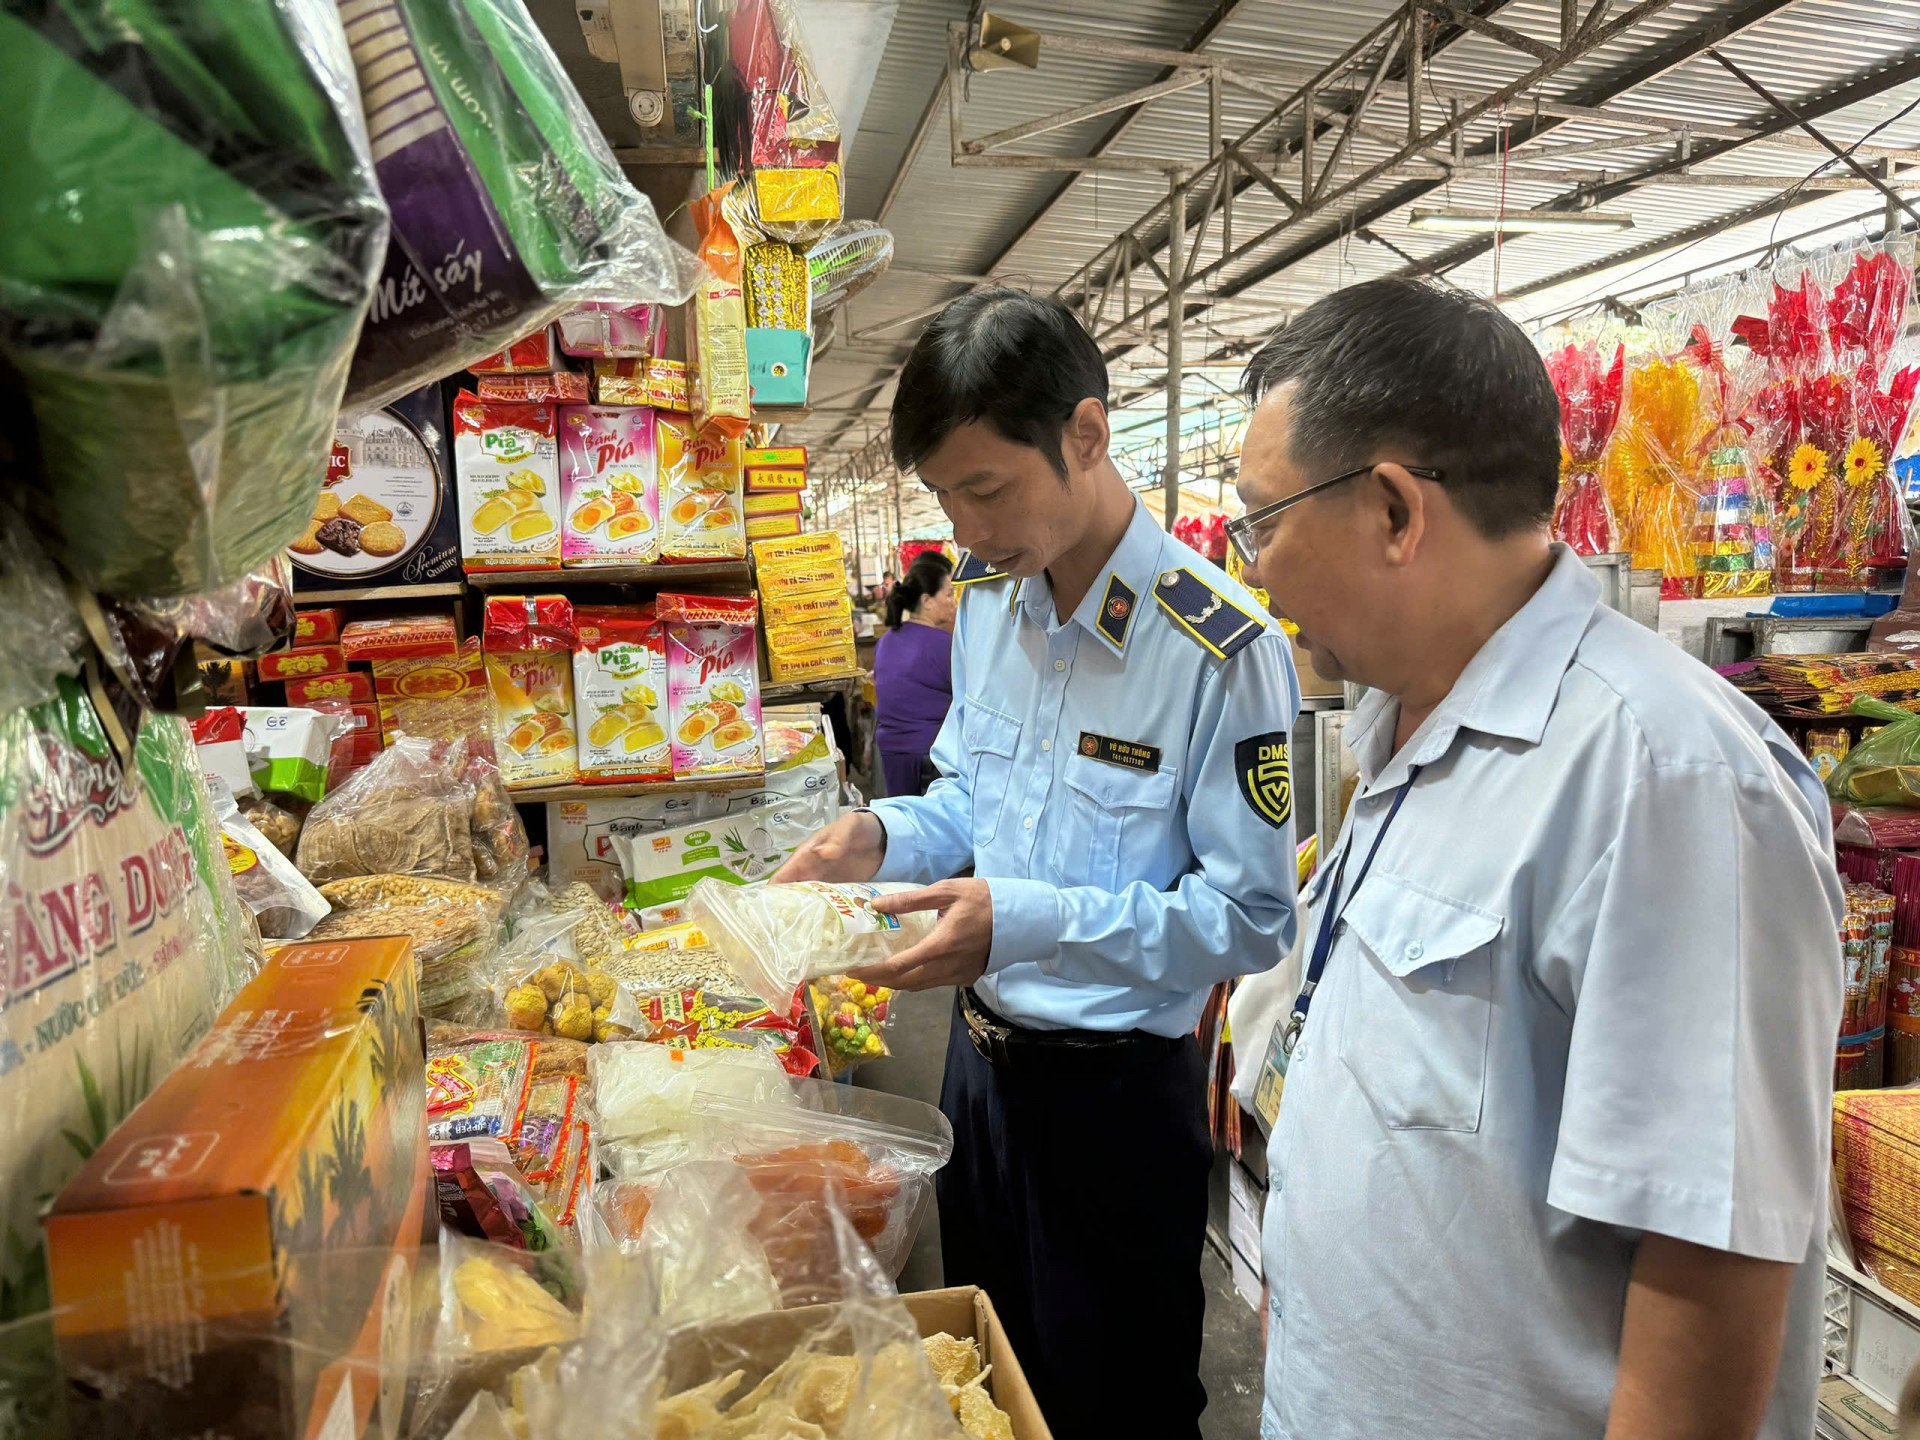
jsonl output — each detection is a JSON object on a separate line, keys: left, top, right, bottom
{"left": 1844, "top": 436, "right": 1885, "bottom": 487}
{"left": 1787, "top": 443, "right": 1829, "bottom": 491}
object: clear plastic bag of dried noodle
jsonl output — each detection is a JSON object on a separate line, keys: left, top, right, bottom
{"left": 440, "top": 1165, "right": 965, "bottom": 1440}
{"left": 297, "top": 734, "right": 478, "bottom": 884}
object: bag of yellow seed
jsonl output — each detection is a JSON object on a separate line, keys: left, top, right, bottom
{"left": 808, "top": 974, "right": 897, "bottom": 1076}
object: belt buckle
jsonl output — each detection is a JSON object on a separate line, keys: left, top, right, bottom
{"left": 963, "top": 992, "right": 1013, "bottom": 1066}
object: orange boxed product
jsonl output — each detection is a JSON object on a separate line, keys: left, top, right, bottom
{"left": 595, "top": 358, "right": 690, "bottom": 411}
{"left": 742, "top": 446, "right": 805, "bottom": 471}
{"left": 477, "top": 370, "right": 591, "bottom": 405}
{"left": 744, "top": 490, "right": 802, "bottom": 518}
{"left": 484, "top": 597, "right": 580, "bottom": 789}
{"left": 657, "top": 413, "right": 746, "bottom": 560}
{"left": 470, "top": 326, "right": 558, "bottom": 375}
{"left": 294, "top": 608, "right": 345, "bottom": 645}
{"left": 746, "top": 513, "right": 804, "bottom": 541}
{"left": 376, "top": 641, "right": 489, "bottom": 749}
{"left": 45, "top": 936, "right": 428, "bottom": 1440}
{"left": 284, "top": 669, "right": 375, "bottom": 706}
{"left": 257, "top": 643, "right": 346, "bottom": 683}
{"left": 573, "top": 607, "right": 670, "bottom": 784}
{"left": 340, "top": 613, "right": 460, "bottom": 662}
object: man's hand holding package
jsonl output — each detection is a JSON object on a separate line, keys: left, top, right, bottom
{"left": 851, "top": 879, "right": 994, "bottom": 992}
{"left": 771, "top": 810, "right": 887, "bottom": 884}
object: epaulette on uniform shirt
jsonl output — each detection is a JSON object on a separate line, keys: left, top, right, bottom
{"left": 1154, "top": 568, "right": 1266, "bottom": 661}
{"left": 952, "top": 551, "right": 1009, "bottom": 586}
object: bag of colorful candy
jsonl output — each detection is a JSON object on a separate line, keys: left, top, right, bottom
{"left": 808, "top": 975, "right": 898, "bottom": 1076}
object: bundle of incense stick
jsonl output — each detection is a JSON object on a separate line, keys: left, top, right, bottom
{"left": 1835, "top": 1089, "right": 1920, "bottom": 1307}
{"left": 1734, "top": 654, "right": 1920, "bottom": 717}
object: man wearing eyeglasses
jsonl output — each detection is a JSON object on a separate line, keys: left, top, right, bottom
{"left": 1234, "top": 277, "right": 1842, "bottom": 1440}
{"left": 775, "top": 288, "right": 1300, "bottom": 1439}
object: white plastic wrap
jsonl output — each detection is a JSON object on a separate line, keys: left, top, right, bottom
{"left": 688, "top": 880, "right": 936, "bottom": 1009}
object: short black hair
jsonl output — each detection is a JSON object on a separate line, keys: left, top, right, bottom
{"left": 1241, "top": 277, "right": 1559, "bottom": 538}
{"left": 892, "top": 288, "right": 1108, "bottom": 479}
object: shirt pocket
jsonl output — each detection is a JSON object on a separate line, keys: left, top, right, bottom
{"left": 1060, "top": 753, "right": 1178, "bottom": 890}
{"left": 1336, "top": 872, "right": 1503, "bottom": 1133}
{"left": 963, "top": 701, "right": 1022, "bottom": 848}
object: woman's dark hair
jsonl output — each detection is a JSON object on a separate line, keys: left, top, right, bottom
{"left": 885, "top": 552, "right": 954, "bottom": 629}
{"left": 1241, "top": 277, "right": 1560, "bottom": 538}
{"left": 891, "top": 289, "right": 1109, "bottom": 479}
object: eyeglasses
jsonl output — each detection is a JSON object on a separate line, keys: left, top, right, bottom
{"left": 1225, "top": 464, "right": 1446, "bottom": 566}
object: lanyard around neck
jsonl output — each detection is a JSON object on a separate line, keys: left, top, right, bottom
{"left": 1280, "top": 766, "right": 1422, "bottom": 1057}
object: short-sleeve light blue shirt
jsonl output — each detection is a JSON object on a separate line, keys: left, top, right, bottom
{"left": 870, "top": 501, "right": 1302, "bottom": 1036}
{"left": 1261, "top": 546, "right": 1844, "bottom": 1439}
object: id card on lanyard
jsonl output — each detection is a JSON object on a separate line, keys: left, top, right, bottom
{"left": 1250, "top": 767, "right": 1422, "bottom": 1135}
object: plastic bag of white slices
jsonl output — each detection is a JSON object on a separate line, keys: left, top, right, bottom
{"left": 686, "top": 880, "right": 935, "bottom": 1010}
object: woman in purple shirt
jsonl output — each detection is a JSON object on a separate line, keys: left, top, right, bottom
{"left": 873, "top": 551, "right": 956, "bottom": 797}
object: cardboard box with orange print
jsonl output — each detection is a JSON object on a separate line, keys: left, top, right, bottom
{"left": 45, "top": 935, "right": 427, "bottom": 1440}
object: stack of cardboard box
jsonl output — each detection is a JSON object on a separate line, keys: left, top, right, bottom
{"left": 743, "top": 445, "right": 807, "bottom": 543}
{"left": 753, "top": 531, "right": 858, "bottom": 685}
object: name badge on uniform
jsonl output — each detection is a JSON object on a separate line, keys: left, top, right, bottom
{"left": 1250, "top": 1021, "right": 1290, "bottom": 1137}
{"left": 1077, "top": 732, "right": 1162, "bottom": 771}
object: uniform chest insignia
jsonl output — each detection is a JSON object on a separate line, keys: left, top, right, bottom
{"left": 1155, "top": 568, "right": 1265, "bottom": 660}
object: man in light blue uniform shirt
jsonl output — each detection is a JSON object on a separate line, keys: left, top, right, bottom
{"left": 778, "top": 289, "right": 1299, "bottom": 1439}
{"left": 1233, "top": 278, "right": 1842, "bottom": 1440}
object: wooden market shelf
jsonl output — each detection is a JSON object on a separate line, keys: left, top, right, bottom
{"left": 465, "top": 561, "right": 752, "bottom": 589}
{"left": 297, "top": 581, "right": 467, "bottom": 604}
{"left": 762, "top": 669, "right": 868, "bottom": 703}
{"left": 506, "top": 771, "right": 766, "bottom": 804}
{"left": 753, "top": 405, "right": 813, "bottom": 424}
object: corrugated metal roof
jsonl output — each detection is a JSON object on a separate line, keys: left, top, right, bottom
{"left": 781, "top": 0, "right": 1920, "bottom": 492}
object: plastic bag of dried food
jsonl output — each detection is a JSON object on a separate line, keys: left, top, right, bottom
{"left": 2, "top": 0, "right": 388, "bottom": 597}
{"left": 438, "top": 1167, "right": 965, "bottom": 1440}
{"left": 314, "top": 873, "right": 506, "bottom": 1020}
{"left": 689, "top": 879, "right": 936, "bottom": 1009}
{"left": 468, "top": 750, "right": 530, "bottom": 887}
{"left": 0, "top": 627, "right": 256, "bottom": 1416}
{"left": 495, "top": 906, "right": 650, "bottom": 1045}
{"left": 1829, "top": 698, "right": 1920, "bottom": 806}
{"left": 209, "top": 776, "right": 330, "bottom": 940}
{"left": 337, "top": 0, "right": 699, "bottom": 409}
{"left": 298, "top": 734, "right": 478, "bottom": 883}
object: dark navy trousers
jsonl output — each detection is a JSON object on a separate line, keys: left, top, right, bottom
{"left": 935, "top": 995, "right": 1212, "bottom": 1440}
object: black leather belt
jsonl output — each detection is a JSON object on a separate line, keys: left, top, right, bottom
{"left": 959, "top": 987, "right": 1185, "bottom": 1066}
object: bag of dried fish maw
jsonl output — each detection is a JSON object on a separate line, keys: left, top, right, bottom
{"left": 689, "top": 879, "right": 937, "bottom": 1010}
{"left": 0, "top": 539, "right": 255, "bottom": 1406}
{"left": 2, "top": 0, "right": 387, "bottom": 597}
